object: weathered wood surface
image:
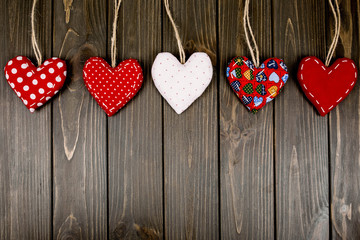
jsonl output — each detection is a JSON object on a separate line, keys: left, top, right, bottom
{"left": 52, "top": 0, "right": 108, "bottom": 239}
{"left": 0, "top": 0, "right": 52, "bottom": 239}
{"left": 107, "top": 0, "right": 163, "bottom": 239}
{"left": 274, "top": 0, "right": 330, "bottom": 239}
{"left": 1, "top": 0, "right": 360, "bottom": 239}
{"left": 219, "top": 0, "right": 274, "bottom": 239}
{"left": 162, "top": 0, "right": 219, "bottom": 239}
{"left": 330, "top": 0, "right": 360, "bottom": 239}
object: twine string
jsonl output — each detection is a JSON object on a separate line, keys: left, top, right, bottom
{"left": 111, "top": 0, "right": 122, "bottom": 68}
{"left": 164, "top": 0, "right": 186, "bottom": 64}
{"left": 325, "top": 0, "right": 341, "bottom": 66}
{"left": 243, "top": 0, "right": 259, "bottom": 68}
{"left": 31, "top": 0, "right": 42, "bottom": 66}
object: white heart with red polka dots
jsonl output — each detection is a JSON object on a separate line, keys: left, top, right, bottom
{"left": 152, "top": 52, "right": 213, "bottom": 114}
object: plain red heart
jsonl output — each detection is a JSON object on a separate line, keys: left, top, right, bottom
{"left": 298, "top": 56, "right": 358, "bottom": 116}
{"left": 83, "top": 57, "right": 143, "bottom": 117}
{"left": 4, "top": 56, "right": 67, "bottom": 112}
{"left": 226, "top": 56, "right": 288, "bottom": 113}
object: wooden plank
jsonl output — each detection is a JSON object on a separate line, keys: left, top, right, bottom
{"left": 273, "top": 0, "right": 330, "bottom": 239}
{"left": 52, "top": 0, "right": 108, "bottom": 239}
{"left": 0, "top": 0, "right": 52, "bottom": 239}
{"left": 330, "top": 0, "right": 360, "bottom": 239}
{"left": 219, "top": 0, "right": 274, "bottom": 239}
{"left": 163, "top": 0, "right": 219, "bottom": 238}
{"left": 107, "top": 0, "right": 163, "bottom": 239}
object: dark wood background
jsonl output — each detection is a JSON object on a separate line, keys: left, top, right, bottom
{"left": 1, "top": 0, "right": 359, "bottom": 239}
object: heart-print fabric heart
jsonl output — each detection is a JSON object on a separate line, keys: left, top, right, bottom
{"left": 4, "top": 56, "right": 67, "bottom": 112}
{"left": 298, "top": 56, "right": 357, "bottom": 116}
{"left": 152, "top": 52, "right": 213, "bottom": 114}
{"left": 226, "top": 56, "right": 288, "bottom": 112}
{"left": 83, "top": 57, "right": 143, "bottom": 117}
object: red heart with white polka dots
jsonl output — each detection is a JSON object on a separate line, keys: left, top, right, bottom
{"left": 4, "top": 56, "right": 67, "bottom": 112}
{"left": 83, "top": 57, "right": 143, "bottom": 117}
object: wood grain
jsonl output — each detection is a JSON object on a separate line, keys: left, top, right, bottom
{"left": 163, "top": 0, "right": 219, "bottom": 239}
{"left": 330, "top": 0, "right": 360, "bottom": 239}
{"left": 219, "top": 0, "right": 274, "bottom": 239}
{"left": 2, "top": 0, "right": 360, "bottom": 239}
{"left": 273, "top": 0, "right": 330, "bottom": 239}
{"left": 107, "top": 0, "right": 163, "bottom": 239}
{"left": 0, "top": 0, "right": 52, "bottom": 239}
{"left": 52, "top": 0, "right": 108, "bottom": 239}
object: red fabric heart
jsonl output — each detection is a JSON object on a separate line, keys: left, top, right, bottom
{"left": 83, "top": 57, "right": 143, "bottom": 117}
{"left": 297, "top": 56, "right": 358, "bottom": 116}
{"left": 4, "top": 56, "right": 67, "bottom": 112}
{"left": 227, "top": 56, "right": 288, "bottom": 112}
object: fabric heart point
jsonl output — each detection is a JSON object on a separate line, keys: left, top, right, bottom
{"left": 83, "top": 57, "right": 143, "bottom": 117}
{"left": 298, "top": 56, "right": 358, "bottom": 116}
{"left": 152, "top": 52, "right": 213, "bottom": 114}
{"left": 226, "top": 56, "right": 288, "bottom": 112}
{"left": 4, "top": 56, "right": 67, "bottom": 112}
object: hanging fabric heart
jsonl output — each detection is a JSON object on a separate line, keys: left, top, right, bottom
{"left": 152, "top": 52, "right": 212, "bottom": 114}
{"left": 4, "top": 0, "right": 66, "bottom": 112}
{"left": 298, "top": 57, "right": 357, "bottom": 116}
{"left": 83, "top": 57, "right": 143, "bottom": 117}
{"left": 5, "top": 57, "right": 66, "bottom": 112}
{"left": 83, "top": 0, "right": 143, "bottom": 116}
{"left": 151, "top": 0, "right": 213, "bottom": 114}
{"left": 297, "top": 0, "right": 358, "bottom": 116}
{"left": 227, "top": 57, "right": 288, "bottom": 112}
{"left": 226, "top": 0, "right": 288, "bottom": 113}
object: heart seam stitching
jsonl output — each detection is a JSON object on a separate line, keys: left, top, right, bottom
{"left": 299, "top": 57, "right": 357, "bottom": 114}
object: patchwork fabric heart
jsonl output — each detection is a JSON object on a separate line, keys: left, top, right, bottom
{"left": 152, "top": 52, "right": 213, "bottom": 114}
{"left": 298, "top": 56, "right": 357, "bottom": 116}
{"left": 83, "top": 57, "right": 143, "bottom": 117}
{"left": 226, "top": 56, "right": 288, "bottom": 112}
{"left": 4, "top": 56, "right": 67, "bottom": 112}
